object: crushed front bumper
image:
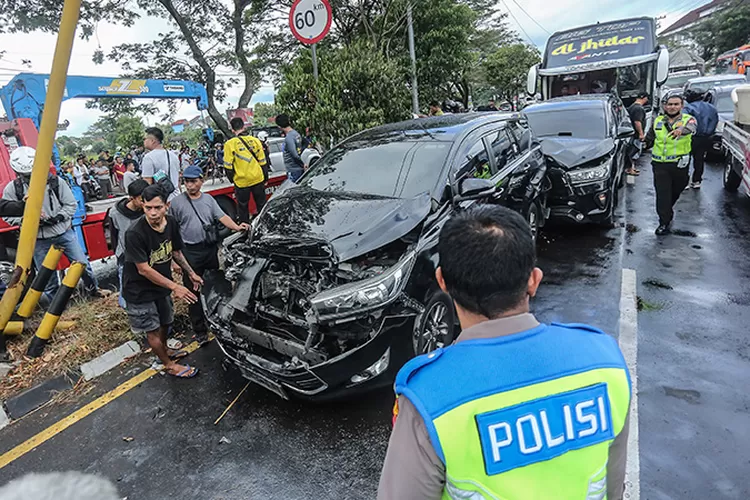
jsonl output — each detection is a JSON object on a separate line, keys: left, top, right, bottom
{"left": 203, "top": 270, "right": 417, "bottom": 400}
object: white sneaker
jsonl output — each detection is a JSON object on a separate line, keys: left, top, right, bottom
{"left": 691, "top": 181, "right": 701, "bottom": 189}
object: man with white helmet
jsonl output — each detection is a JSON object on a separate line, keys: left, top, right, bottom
{"left": 2, "top": 147, "right": 101, "bottom": 303}
{"left": 256, "top": 130, "right": 271, "bottom": 182}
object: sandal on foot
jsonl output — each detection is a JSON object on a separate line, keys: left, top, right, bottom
{"left": 167, "top": 365, "right": 198, "bottom": 378}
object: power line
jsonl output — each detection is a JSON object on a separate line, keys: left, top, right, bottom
{"left": 507, "top": 0, "right": 551, "bottom": 35}
{"left": 500, "top": 0, "right": 536, "bottom": 45}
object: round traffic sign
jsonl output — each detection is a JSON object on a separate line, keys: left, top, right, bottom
{"left": 289, "top": 0, "right": 332, "bottom": 45}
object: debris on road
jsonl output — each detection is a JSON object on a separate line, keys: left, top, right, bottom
{"left": 219, "top": 436, "right": 231, "bottom": 444}
{"left": 122, "top": 436, "right": 134, "bottom": 442}
{"left": 642, "top": 278, "right": 674, "bottom": 290}
{"left": 214, "top": 381, "right": 250, "bottom": 425}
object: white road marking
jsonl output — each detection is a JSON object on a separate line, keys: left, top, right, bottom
{"left": 619, "top": 268, "right": 640, "bottom": 500}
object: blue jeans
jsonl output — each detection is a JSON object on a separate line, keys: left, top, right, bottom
{"left": 117, "top": 261, "right": 126, "bottom": 308}
{"left": 288, "top": 168, "right": 304, "bottom": 182}
{"left": 33, "top": 229, "right": 98, "bottom": 302}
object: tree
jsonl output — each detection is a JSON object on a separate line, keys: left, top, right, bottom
{"left": 0, "top": 0, "right": 294, "bottom": 138}
{"left": 99, "top": 0, "right": 295, "bottom": 137}
{"left": 276, "top": 41, "right": 410, "bottom": 145}
{"left": 83, "top": 115, "right": 146, "bottom": 153}
{"left": 691, "top": 3, "right": 750, "bottom": 62}
{"left": 483, "top": 44, "right": 540, "bottom": 102}
{"left": 253, "top": 102, "right": 278, "bottom": 127}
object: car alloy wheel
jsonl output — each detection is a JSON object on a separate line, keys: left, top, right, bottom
{"left": 414, "top": 292, "right": 456, "bottom": 355}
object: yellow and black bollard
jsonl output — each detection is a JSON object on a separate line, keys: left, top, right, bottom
{"left": 17, "top": 245, "right": 64, "bottom": 318}
{"left": 27, "top": 262, "right": 85, "bottom": 358}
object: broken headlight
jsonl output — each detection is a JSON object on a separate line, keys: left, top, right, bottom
{"left": 567, "top": 160, "right": 611, "bottom": 185}
{"left": 310, "top": 251, "right": 416, "bottom": 319}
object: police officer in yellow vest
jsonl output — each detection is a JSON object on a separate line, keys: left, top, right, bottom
{"left": 647, "top": 95, "right": 697, "bottom": 235}
{"left": 378, "top": 205, "right": 631, "bottom": 500}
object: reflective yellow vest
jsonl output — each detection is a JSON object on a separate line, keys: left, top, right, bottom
{"left": 395, "top": 323, "right": 631, "bottom": 500}
{"left": 652, "top": 113, "right": 693, "bottom": 163}
{"left": 223, "top": 134, "right": 267, "bottom": 188}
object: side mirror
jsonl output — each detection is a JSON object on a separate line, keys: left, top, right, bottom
{"left": 527, "top": 64, "right": 539, "bottom": 95}
{"left": 454, "top": 177, "right": 497, "bottom": 203}
{"left": 656, "top": 47, "right": 670, "bottom": 86}
{"left": 617, "top": 126, "right": 635, "bottom": 139}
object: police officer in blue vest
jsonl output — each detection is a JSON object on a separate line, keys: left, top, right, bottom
{"left": 378, "top": 205, "right": 632, "bottom": 500}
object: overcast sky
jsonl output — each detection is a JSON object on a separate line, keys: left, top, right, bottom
{"left": 0, "top": 1, "right": 693, "bottom": 137}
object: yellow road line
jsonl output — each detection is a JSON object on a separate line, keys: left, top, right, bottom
{"left": 0, "top": 340, "right": 202, "bottom": 470}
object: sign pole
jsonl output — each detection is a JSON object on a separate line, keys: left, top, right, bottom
{"left": 407, "top": 2, "right": 419, "bottom": 115}
{"left": 312, "top": 43, "right": 319, "bottom": 82}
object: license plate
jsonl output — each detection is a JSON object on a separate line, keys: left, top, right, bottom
{"left": 242, "top": 366, "right": 288, "bottom": 399}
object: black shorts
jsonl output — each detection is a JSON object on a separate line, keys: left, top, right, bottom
{"left": 126, "top": 296, "right": 174, "bottom": 334}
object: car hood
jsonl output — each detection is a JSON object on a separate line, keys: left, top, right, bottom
{"left": 539, "top": 137, "right": 615, "bottom": 169}
{"left": 252, "top": 187, "right": 431, "bottom": 262}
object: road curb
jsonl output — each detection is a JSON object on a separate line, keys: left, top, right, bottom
{"left": 0, "top": 340, "right": 143, "bottom": 430}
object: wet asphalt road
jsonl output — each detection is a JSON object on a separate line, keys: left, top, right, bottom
{"left": 0, "top": 156, "right": 747, "bottom": 499}
{"left": 625, "top": 157, "right": 750, "bottom": 499}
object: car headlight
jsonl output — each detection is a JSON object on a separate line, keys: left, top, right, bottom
{"left": 716, "top": 121, "right": 725, "bottom": 134}
{"left": 310, "top": 251, "right": 416, "bottom": 319}
{"left": 568, "top": 161, "right": 611, "bottom": 185}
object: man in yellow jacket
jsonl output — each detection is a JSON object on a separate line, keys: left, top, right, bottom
{"left": 223, "top": 117, "right": 268, "bottom": 223}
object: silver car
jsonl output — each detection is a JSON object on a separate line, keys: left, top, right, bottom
{"left": 266, "top": 137, "right": 321, "bottom": 172}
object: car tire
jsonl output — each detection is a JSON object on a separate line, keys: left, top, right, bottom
{"left": 413, "top": 291, "right": 457, "bottom": 356}
{"left": 601, "top": 188, "right": 618, "bottom": 228}
{"left": 723, "top": 157, "right": 742, "bottom": 192}
{"left": 526, "top": 201, "right": 542, "bottom": 245}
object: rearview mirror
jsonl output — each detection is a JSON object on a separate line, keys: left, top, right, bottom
{"left": 527, "top": 64, "right": 539, "bottom": 95}
{"left": 656, "top": 47, "right": 670, "bottom": 86}
{"left": 617, "top": 126, "right": 635, "bottom": 139}
{"left": 454, "top": 177, "right": 497, "bottom": 203}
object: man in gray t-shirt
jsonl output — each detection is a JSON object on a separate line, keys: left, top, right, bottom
{"left": 141, "top": 127, "right": 181, "bottom": 201}
{"left": 169, "top": 165, "right": 249, "bottom": 341}
{"left": 276, "top": 114, "right": 306, "bottom": 182}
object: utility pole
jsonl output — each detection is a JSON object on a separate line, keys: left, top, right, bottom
{"left": 407, "top": 2, "right": 419, "bottom": 115}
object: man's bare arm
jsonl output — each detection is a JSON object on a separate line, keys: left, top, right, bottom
{"left": 135, "top": 262, "right": 178, "bottom": 291}
{"left": 172, "top": 250, "right": 196, "bottom": 276}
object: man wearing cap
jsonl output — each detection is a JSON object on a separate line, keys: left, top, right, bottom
{"left": 2, "top": 146, "right": 102, "bottom": 303}
{"left": 169, "top": 165, "right": 250, "bottom": 343}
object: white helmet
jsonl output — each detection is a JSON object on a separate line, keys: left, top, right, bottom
{"left": 257, "top": 131, "right": 268, "bottom": 142}
{"left": 10, "top": 146, "right": 35, "bottom": 175}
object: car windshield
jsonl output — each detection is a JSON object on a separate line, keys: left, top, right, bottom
{"left": 715, "top": 94, "right": 735, "bottom": 113}
{"left": 298, "top": 138, "right": 451, "bottom": 198}
{"left": 525, "top": 108, "right": 607, "bottom": 139}
{"left": 689, "top": 78, "right": 745, "bottom": 92}
{"left": 665, "top": 74, "right": 699, "bottom": 87}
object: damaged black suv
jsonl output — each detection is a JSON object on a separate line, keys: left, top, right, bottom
{"left": 203, "top": 114, "right": 548, "bottom": 400}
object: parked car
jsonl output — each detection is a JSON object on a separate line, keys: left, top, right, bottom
{"left": 659, "top": 70, "right": 702, "bottom": 100}
{"left": 266, "top": 137, "right": 322, "bottom": 173}
{"left": 523, "top": 94, "right": 633, "bottom": 226}
{"left": 203, "top": 114, "right": 548, "bottom": 400}
{"left": 684, "top": 74, "right": 747, "bottom": 94}
{"left": 705, "top": 84, "right": 743, "bottom": 157}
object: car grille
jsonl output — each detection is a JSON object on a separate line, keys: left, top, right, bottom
{"left": 219, "top": 339, "right": 328, "bottom": 395}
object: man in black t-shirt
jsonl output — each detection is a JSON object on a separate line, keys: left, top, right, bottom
{"left": 123, "top": 185, "right": 203, "bottom": 378}
{"left": 626, "top": 93, "right": 649, "bottom": 176}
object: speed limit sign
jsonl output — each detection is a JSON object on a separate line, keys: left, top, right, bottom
{"left": 289, "top": 0, "right": 332, "bottom": 45}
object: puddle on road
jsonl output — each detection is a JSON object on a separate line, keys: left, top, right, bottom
{"left": 642, "top": 278, "right": 673, "bottom": 290}
{"left": 663, "top": 386, "right": 701, "bottom": 405}
{"left": 672, "top": 229, "right": 698, "bottom": 238}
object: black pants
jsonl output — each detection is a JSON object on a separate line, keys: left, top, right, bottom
{"left": 235, "top": 183, "right": 267, "bottom": 224}
{"left": 690, "top": 135, "right": 711, "bottom": 183}
{"left": 182, "top": 243, "right": 220, "bottom": 337}
{"left": 653, "top": 161, "right": 689, "bottom": 226}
